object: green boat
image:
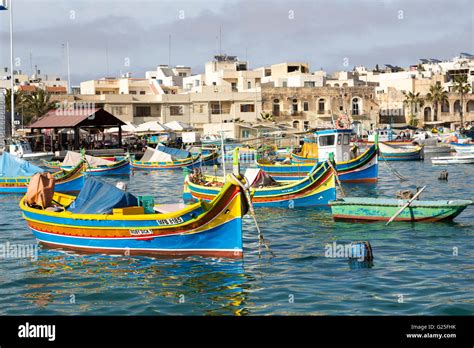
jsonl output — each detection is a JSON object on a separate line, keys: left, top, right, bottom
{"left": 329, "top": 197, "right": 472, "bottom": 222}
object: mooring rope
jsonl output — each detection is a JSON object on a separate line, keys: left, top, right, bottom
{"left": 230, "top": 173, "right": 275, "bottom": 258}
{"left": 326, "top": 160, "right": 346, "bottom": 197}
{"left": 379, "top": 151, "right": 408, "bottom": 181}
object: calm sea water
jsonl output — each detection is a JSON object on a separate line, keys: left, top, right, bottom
{"left": 0, "top": 156, "right": 473, "bottom": 315}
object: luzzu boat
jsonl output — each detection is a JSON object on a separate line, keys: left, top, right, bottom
{"left": 183, "top": 161, "right": 336, "bottom": 208}
{"left": 43, "top": 151, "right": 130, "bottom": 176}
{"left": 329, "top": 197, "right": 472, "bottom": 222}
{"left": 0, "top": 152, "right": 84, "bottom": 194}
{"left": 378, "top": 142, "right": 424, "bottom": 161}
{"left": 20, "top": 175, "right": 249, "bottom": 258}
{"left": 131, "top": 146, "right": 218, "bottom": 170}
{"left": 257, "top": 129, "right": 378, "bottom": 182}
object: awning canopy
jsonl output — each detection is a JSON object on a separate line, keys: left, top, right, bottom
{"left": 135, "top": 121, "right": 171, "bottom": 133}
{"left": 28, "top": 108, "right": 126, "bottom": 129}
{"left": 164, "top": 121, "right": 193, "bottom": 131}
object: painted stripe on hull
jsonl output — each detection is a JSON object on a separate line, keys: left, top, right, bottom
{"left": 29, "top": 217, "right": 243, "bottom": 259}
{"left": 332, "top": 214, "right": 459, "bottom": 223}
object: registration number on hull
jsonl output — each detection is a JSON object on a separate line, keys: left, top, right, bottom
{"left": 156, "top": 217, "right": 184, "bottom": 226}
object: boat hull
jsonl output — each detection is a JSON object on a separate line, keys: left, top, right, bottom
{"left": 257, "top": 144, "right": 378, "bottom": 182}
{"left": 330, "top": 198, "right": 472, "bottom": 222}
{"left": 432, "top": 155, "right": 474, "bottom": 165}
{"left": 60, "top": 159, "right": 131, "bottom": 176}
{"left": 20, "top": 179, "right": 246, "bottom": 259}
{"left": 0, "top": 163, "right": 84, "bottom": 194}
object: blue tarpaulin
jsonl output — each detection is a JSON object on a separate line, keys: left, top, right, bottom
{"left": 0, "top": 152, "right": 44, "bottom": 177}
{"left": 157, "top": 146, "right": 190, "bottom": 159}
{"left": 68, "top": 176, "right": 138, "bottom": 214}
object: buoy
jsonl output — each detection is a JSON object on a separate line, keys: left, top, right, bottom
{"left": 349, "top": 241, "right": 373, "bottom": 262}
{"left": 438, "top": 170, "right": 448, "bottom": 181}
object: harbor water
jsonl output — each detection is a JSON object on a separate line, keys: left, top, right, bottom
{"left": 0, "top": 157, "right": 472, "bottom": 315}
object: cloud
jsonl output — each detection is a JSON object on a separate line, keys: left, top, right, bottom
{"left": 0, "top": 0, "right": 472, "bottom": 85}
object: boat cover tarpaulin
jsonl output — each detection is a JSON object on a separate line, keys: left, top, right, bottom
{"left": 157, "top": 146, "right": 190, "bottom": 159}
{"left": 25, "top": 172, "right": 55, "bottom": 208}
{"left": 379, "top": 142, "right": 420, "bottom": 153}
{"left": 68, "top": 176, "right": 138, "bottom": 214}
{"left": 244, "top": 168, "right": 280, "bottom": 187}
{"left": 140, "top": 147, "right": 173, "bottom": 162}
{"left": 62, "top": 151, "right": 113, "bottom": 166}
{"left": 0, "top": 152, "right": 44, "bottom": 177}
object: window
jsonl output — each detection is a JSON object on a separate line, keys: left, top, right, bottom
{"left": 231, "top": 82, "right": 237, "bottom": 91}
{"left": 178, "top": 72, "right": 187, "bottom": 77}
{"left": 135, "top": 106, "right": 151, "bottom": 117}
{"left": 319, "top": 135, "right": 335, "bottom": 147}
{"left": 194, "top": 104, "right": 205, "bottom": 113}
{"left": 318, "top": 99, "right": 325, "bottom": 113}
{"left": 140, "top": 91, "right": 146, "bottom": 95}
{"left": 343, "top": 134, "right": 350, "bottom": 145}
{"left": 282, "top": 81, "right": 288, "bottom": 87}
{"left": 292, "top": 99, "right": 298, "bottom": 114}
{"left": 304, "top": 81, "right": 315, "bottom": 87}
{"left": 240, "top": 104, "right": 255, "bottom": 113}
{"left": 170, "top": 105, "right": 184, "bottom": 116}
{"left": 111, "top": 106, "right": 125, "bottom": 115}
{"left": 272, "top": 99, "right": 280, "bottom": 116}
{"left": 303, "top": 121, "right": 309, "bottom": 130}
{"left": 352, "top": 98, "right": 360, "bottom": 116}
{"left": 303, "top": 101, "right": 309, "bottom": 111}
{"left": 211, "top": 103, "right": 221, "bottom": 114}
{"left": 242, "top": 130, "right": 251, "bottom": 138}
{"left": 337, "top": 134, "right": 342, "bottom": 145}
{"left": 130, "top": 91, "right": 137, "bottom": 95}
{"left": 247, "top": 81, "right": 251, "bottom": 89}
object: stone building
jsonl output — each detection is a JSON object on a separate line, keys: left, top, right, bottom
{"left": 261, "top": 86, "right": 379, "bottom": 130}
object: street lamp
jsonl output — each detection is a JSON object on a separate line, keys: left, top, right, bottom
{"left": 1, "top": 0, "right": 15, "bottom": 137}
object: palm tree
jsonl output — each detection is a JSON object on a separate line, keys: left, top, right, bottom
{"left": 452, "top": 75, "right": 471, "bottom": 128}
{"left": 23, "top": 89, "right": 57, "bottom": 124}
{"left": 425, "top": 84, "right": 448, "bottom": 122}
{"left": 4, "top": 88, "right": 26, "bottom": 113}
{"left": 403, "top": 91, "right": 424, "bottom": 125}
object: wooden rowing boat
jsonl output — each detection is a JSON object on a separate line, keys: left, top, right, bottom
{"left": 329, "top": 197, "right": 472, "bottom": 222}
{"left": 431, "top": 155, "right": 474, "bottom": 165}
{"left": 378, "top": 142, "right": 424, "bottom": 161}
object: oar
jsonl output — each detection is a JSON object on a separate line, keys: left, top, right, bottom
{"left": 386, "top": 185, "right": 427, "bottom": 226}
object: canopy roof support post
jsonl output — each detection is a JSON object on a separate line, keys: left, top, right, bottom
{"left": 74, "top": 127, "right": 79, "bottom": 150}
{"left": 118, "top": 123, "right": 122, "bottom": 148}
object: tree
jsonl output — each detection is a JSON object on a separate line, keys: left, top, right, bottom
{"left": 425, "top": 84, "right": 448, "bottom": 122}
{"left": 452, "top": 75, "right": 471, "bottom": 128}
{"left": 4, "top": 88, "right": 26, "bottom": 113}
{"left": 23, "top": 89, "right": 57, "bottom": 124}
{"left": 403, "top": 91, "right": 424, "bottom": 125}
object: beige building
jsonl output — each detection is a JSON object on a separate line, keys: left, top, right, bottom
{"left": 261, "top": 86, "right": 379, "bottom": 130}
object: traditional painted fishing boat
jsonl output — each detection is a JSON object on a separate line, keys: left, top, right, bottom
{"left": 451, "top": 142, "right": 474, "bottom": 154}
{"left": 43, "top": 151, "right": 130, "bottom": 176}
{"left": 0, "top": 152, "right": 84, "bottom": 194}
{"left": 20, "top": 175, "right": 249, "bottom": 258}
{"left": 329, "top": 197, "right": 472, "bottom": 222}
{"left": 378, "top": 142, "right": 424, "bottom": 161}
{"left": 257, "top": 129, "right": 378, "bottom": 182}
{"left": 183, "top": 161, "right": 336, "bottom": 208}
{"left": 131, "top": 146, "right": 217, "bottom": 170}
{"left": 431, "top": 155, "right": 474, "bottom": 165}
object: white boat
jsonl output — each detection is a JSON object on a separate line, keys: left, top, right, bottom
{"left": 9, "top": 142, "right": 54, "bottom": 160}
{"left": 451, "top": 142, "right": 474, "bottom": 154}
{"left": 432, "top": 155, "right": 474, "bottom": 165}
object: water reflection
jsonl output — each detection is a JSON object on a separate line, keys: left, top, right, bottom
{"left": 26, "top": 249, "right": 253, "bottom": 315}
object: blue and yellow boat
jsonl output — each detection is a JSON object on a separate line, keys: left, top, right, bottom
{"left": 131, "top": 146, "right": 218, "bottom": 170}
{"left": 20, "top": 175, "right": 248, "bottom": 259}
{"left": 257, "top": 129, "right": 378, "bottom": 182}
{"left": 184, "top": 161, "right": 335, "bottom": 208}
{"left": 43, "top": 151, "right": 130, "bottom": 176}
{"left": 378, "top": 142, "right": 424, "bottom": 161}
{"left": 0, "top": 152, "right": 84, "bottom": 194}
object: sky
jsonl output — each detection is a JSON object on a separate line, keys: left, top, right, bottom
{"left": 0, "top": 0, "right": 472, "bottom": 86}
